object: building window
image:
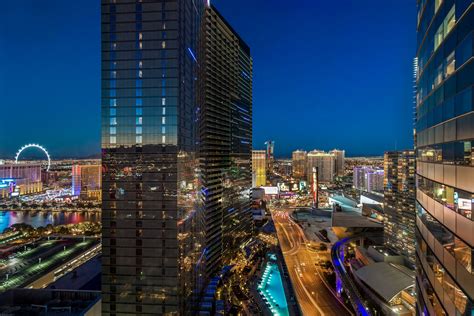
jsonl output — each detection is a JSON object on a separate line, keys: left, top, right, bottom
{"left": 110, "top": 136, "right": 116, "bottom": 144}
{"left": 435, "top": 24, "right": 443, "bottom": 50}
{"left": 445, "top": 51, "right": 455, "bottom": 77}
{"left": 444, "top": 6, "right": 455, "bottom": 35}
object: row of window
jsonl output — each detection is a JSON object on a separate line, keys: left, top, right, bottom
{"left": 416, "top": 81, "right": 473, "bottom": 133}
{"left": 418, "top": 175, "right": 473, "bottom": 220}
{"left": 416, "top": 230, "right": 473, "bottom": 315}
{"left": 418, "top": 140, "right": 474, "bottom": 165}
{"left": 105, "top": 97, "right": 178, "bottom": 108}
{"left": 417, "top": 3, "right": 456, "bottom": 75}
{"left": 417, "top": 202, "right": 473, "bottom": 275}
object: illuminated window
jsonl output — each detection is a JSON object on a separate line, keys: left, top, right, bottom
{"left": 110, "top": 136, "right": 116, "bottom": 144}
{"left": 434, "top": 0, "right": 443, "bottom": 14}
{"left": 445, "top": 52, "right": 455, "bottom": 77}
{"left": 162, "top": 98, "right": 166, "bottom": 106}
{"left": 161, "top": 126, "right": 166, "bottom": 133}
{"left": 435, "top": 24, "right": 443, "bottom": 50}
{"left": 110, "top": 117, "right": 117, "bottom": 125}
{"left": 162, "top": 117, "right": 166, "bottom": 124}
{"left": 110, "top": 99, "right": 117, "bottom": 107}
{"left": 110, "top": 127, "right": 116, "bottom": 135}
{"left": 444, "top": 6, "right": 455, "bottom": 35}
{"left": 162, "top": 107, "right": 166, "bottom": 115}
{"left": 136, "top": 135, "right": 142, "bottom": 144}
{"left": 162, "top": 41, "right": 166, "bottom": 49}
{"left": 136, "top": 117, "right": 142, "bottom": 125}
{"left": 162, "top": 135, "right": 166, "bottom": 143}
{"left": 136, "top": 126, "right": 142, "bottom": 134}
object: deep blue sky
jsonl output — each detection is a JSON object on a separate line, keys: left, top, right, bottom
{"left": 0, "top": 1, "right": 415, "bottom": 158}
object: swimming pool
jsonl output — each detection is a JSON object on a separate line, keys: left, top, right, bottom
{"left": 257, "top": 257, "right": 289, "bottom": 316}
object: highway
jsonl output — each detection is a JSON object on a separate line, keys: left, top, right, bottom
{"left": 272, "top": 210, "right": 352, "bottom": 316}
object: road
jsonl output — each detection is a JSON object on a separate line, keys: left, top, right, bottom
{"left": 273, "top": 210, "right": 352, "bottom": 316}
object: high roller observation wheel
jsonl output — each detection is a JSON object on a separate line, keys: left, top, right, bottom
{"left": 14, "top": 144, "right": 51, "bottom": 172}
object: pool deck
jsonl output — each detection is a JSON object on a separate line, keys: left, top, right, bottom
{"left": 257, "top": 255, "right": 290, "bottom": 316}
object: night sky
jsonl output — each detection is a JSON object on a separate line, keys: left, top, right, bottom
{"left": 0, "top": 0, "right": 416, "bottom": 159}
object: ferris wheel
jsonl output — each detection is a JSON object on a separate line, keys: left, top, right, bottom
{"left": 14, "top": 144, "right": 51, "bottom": 171}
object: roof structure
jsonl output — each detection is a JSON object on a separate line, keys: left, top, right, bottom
{"left": 354, "top": 262, "right": 415, "bottom": 303}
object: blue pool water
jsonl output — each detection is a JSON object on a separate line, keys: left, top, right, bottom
{"left": 258, "top": 258, "right": 289, "bottom": 316}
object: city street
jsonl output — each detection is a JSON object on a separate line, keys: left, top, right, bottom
{"left": 273, "top": 210, "right": 352, "bottom": 316}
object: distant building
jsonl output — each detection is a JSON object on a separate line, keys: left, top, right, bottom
{"left": 275, "top": 159, "right": 292, "bottom": 177}
{"left": 265, "top": 140, "right": 275, "bottom": 173}
{"left": 353, "top": 166, "right": 384, "bottom": 193}
{"left": 383, "top": 150, "right": 416, "bottom": 264}
{"left": 0, "top": 163, "right": 42, "bottom": 198}
{"left": 252, "top": 150, "right": 266, "bottom": 187}
{"left": 292, "top": 150, "right": 307, "bottom": 180}
{"left": 306, "top": 151, "right": 335, "bottom": 183}
{"left": 72, "top": 165, "right": 101, "bottom": 201}
{"left": 330, "top": 149, "right": 345, "bottom": 176}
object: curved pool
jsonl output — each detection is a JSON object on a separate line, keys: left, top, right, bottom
{"left": 257, "top": 256, "right": 289, "bottom": 316}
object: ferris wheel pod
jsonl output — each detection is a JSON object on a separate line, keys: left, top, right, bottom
{"left": 14, "top": 143, "right": 51, "bottom": 172}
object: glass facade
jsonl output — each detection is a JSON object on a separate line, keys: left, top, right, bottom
{"left": 383, "top": 150, "right": 416, "bottom": 264}
{"left": 101, "top": 0, "right": 204, "bottom": 314}
{"left": 198, "top": 5, "right": 254, "bottom": 278}
{"left": 415, "top": 0, "right": 474, "bottom": 315}
{"left": 101, "top": 1, "right": 252, "bottom": 315}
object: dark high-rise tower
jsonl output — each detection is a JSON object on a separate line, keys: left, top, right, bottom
{"left": 415, "top": 0, "right": 474, "bottom": 315}
{"left": 101, "top": 1, "right": 205, "bottom": 314}
{"left": 198, "top": 4, "right": 254, "bottom": 278}
{"left": 383, "top": 150, "right": 416, "bottom": 264}
{"left": 101, "top": 1, "right": 252, "bottom": 315}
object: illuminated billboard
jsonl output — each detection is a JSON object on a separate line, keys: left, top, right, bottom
{"left": 299, "top": 181, "right": 307, "bottom": 191}
{"left": 277, "top": 182, "right": 289, "bottom": 192}
{"left": 261, "top": 186, "right": 279, "bottom": 195}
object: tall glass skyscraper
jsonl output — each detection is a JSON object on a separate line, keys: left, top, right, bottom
{"left": 415, "top": 0, "right": 474, "bottom": 315}
{"left": 101, "top": 1, "right": 252, "bottom": 315}
{"left": 383, "top": 150, "right": 416, "bottom": 264}
{"left": 199, "top": 4, "right": 254, "bottom": 278}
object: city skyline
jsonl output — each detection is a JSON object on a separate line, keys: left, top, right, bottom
{"left": 2, "top": 1, "right": 471, "bottom": 315}
{"left": 1, "top": 0, "right": 415, "bottom": 158}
